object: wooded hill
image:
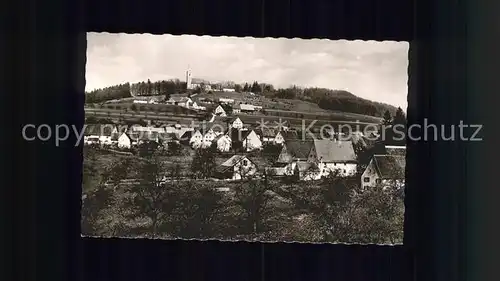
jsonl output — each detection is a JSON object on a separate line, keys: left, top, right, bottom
{"left": 85, "top": 79, "right": 401, "bottom": 118}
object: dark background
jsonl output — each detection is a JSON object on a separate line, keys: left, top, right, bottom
{"left": 2, "top": 0, "right": 496, "bottom": 280}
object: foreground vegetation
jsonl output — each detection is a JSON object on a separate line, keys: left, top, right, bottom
{"left": 82, "top": 145, "right": 405, "bottom": 244}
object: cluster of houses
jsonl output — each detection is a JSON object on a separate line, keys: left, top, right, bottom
{"left": 160, "top": 93, "right": 264, "bottom": 115}
{"left": 87, "top": 94, "right": 405, "bottom": 188}
{"left": 84, "top": 115, "right": 405, "bottom": 189}
{"left": 83, "top": 115, "right": 283, "bottom": 152}
{"left": 215, "top": 140, "right": 406, "bottom": 188}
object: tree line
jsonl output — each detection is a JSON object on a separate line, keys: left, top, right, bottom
{"left": 85, "top": 79, "right": 187, "bottom": 104}
{"left": 82, "top": 145, "right": 404, "bottom": 243}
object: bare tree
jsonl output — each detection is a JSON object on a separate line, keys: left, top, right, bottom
{"left": 233, "top": 170, "right": 275, "bottom": 235}
{"left": 123, "top": 153, "right": 181, "bottom": 236}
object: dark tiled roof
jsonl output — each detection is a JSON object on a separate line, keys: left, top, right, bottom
{"left": 256, "top": 127, "right": 278, "bottom": 138}
{"left": 312, "top": 139, "right": 357, "bottom": 162}
{"left": 213, "top": 134, "right": 231, "bottom": 142}
{"left": 277, "top": 140, "right": 314, "bottom": 163}
{"left": 373, "top": 155, "right": 406, "bottom": 179}
{"left": 384, "top": 146, "right": 406, "bottom": 157}
{"left": 179, "top": 130, "right": 193, "bottom": 139}
{"left": 216, "top": 155, "right": 248, "bottom": 173}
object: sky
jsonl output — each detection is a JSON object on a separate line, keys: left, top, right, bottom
{"left": 86, "top": 32, "right": 409, "bottom": 109}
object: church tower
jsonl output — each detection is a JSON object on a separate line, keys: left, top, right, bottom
{"left": 186, "top": 65, "right": 193, "bottom": 90}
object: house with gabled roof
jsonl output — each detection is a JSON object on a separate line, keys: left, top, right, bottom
{"left": 166, "top": 95, "right": 193, "bottom": 108}
{"left": 218, "top": 98, "right": 235, "bottom": 104}
{"left": 274, "top": 140, "right": 315, "bottom": 176}
{"left": 213, "top": 105, "right": 227, "bottom": 117}
{"left": 209, "top": 116, "right": 243, "bottom": 130}
{"left": 84, "top": 124, "right": 116, "bottom": 146}
{"left": 117, "top": 132, "right": 139, "bottom": 149}
{"left": 201, "top": 129, "right": 218, "bottom": 148}
{"left": 136, "top": 131, "right": 163, "bottom": 145}
{"left": 277, "top": 140, "right": 314, "bottom": 163}
{"left": 189, "top": 130, "right": 203, "bottom": 148}
{"left": 214, "top": 155, "right": 258, "bottom": 180}
{"left": 239, "top": 103, "right": 256, "bottom": 113}
{"left": 212, "top": 134, "right": 232, "bottom": 152}
{"left": 361, "top": 154, "right": 406, "bottom": 190}
{"left": 307, "top": 139, "right": 358, "bottom": 179}
{"left": 178, "top": 130, "right": 193, "bottom": 145}
{"left": 230, "top": 117, "right": 244, "bottom": 129}
{"left": 292, "top": 162, "right": 320, "bottom": 181}
{"left": 241, "top": 129, "right": 262, "bottom": 152}
{"left": 257, "top": 127, "right": 285, "bottom": 145}
{"left": 232, "top": 103, "right": 241, "bottom": 114}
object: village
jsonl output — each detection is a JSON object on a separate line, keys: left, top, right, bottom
{"left": 84, "top": 84, "right": 406, "bottom": 189}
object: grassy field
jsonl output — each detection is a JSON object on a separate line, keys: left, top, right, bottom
{"left": 85, "top": 90, "right": 383, "bottom": 130}
{"left": 97, "top": 102, "right": 200, "bottom": 115}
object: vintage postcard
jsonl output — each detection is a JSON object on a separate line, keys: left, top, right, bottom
{"left": 83, "top": 32, "right": 408, "bottom": 244}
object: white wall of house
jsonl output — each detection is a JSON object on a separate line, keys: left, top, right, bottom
{"left": 189, "top": 131, "right": 203, "bottom": 148}
{"left": 318, "top": 162, "right": 357, "bottom": 178}
{"left": 243, "top": 131, "right": 262, "bottom": 151}
{"left": 361, "top": 159, "right": 379, "bottom": 189}
{"left": 84, "top": 136, "right": 100, "bottom": 145}
{"left": 202, "top": 130, "right": 217, "bottom": 148}
{"left": 232, "top": 158, "right": 258, "bottom": 180}
{"left": 360, "top": 159, "right": 405, "bottom": 190}
{"left": 219, "top": 98, "right": 234, "bottom": 104}
{"left": 216, "top": 135, "right": 232, "bottom": 152}
{"left": 274, "top": 132, "right": 285, "bottom": 144}
{"left": 231, "top": 118, "right": 243, "bottom": 129}
{"left": 98, "top": 136, "right": 113, "bottom": 145}
{"left": 214, "top": 105, "right": 227, "bottom": 116}
{"left": 117, "top": 133, "right": 132, "bottom": 149}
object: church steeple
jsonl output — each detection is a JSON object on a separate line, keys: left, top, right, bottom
{"left": 186, "top": 65, "right": 193, "bottom": 90}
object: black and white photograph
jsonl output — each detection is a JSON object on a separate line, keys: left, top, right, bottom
{"left": 82, "top": 33, "right": 408, "bottom": 244}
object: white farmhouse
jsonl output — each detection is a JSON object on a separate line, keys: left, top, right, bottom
{"left": 189, "top": 130, "right": 203, "bottom": 148}
{"left": 215, "top": 155, "right": 258, "bottom": 180}
{"left": 117, "top": 132, "right": 136, "bottom": 149}
{"left": 307, "top": 139, "right": 358, "bottom": 179}
{"left": 274, "top": 140, "right": 315, "bottom": 177}
{"left": 230, "top": 117, "right": 244, "bottom": 129}
{"left": 361, "top": 155, "right": 406, "bottom": 190}
{"left": 241, "top": 130, "right": 262, "bottom": 152}
{"left": 166, "top": 96, "right": 193, "bottom": 108}
{"left": 213, "top": 134, "right": 232, "bottom": 152}
{"left": 213, "top": 105, "right": 227, "bottom": 117}
{"left": 258, "top": 128, "right": 285, "bottom": 145}
{"left": 84, "top": 124, "right": 116, "bottom": 146}
{"left": 218, "top": 98, "right": 235, "bottom": 104}
{"left": 239, "top": 104, "right": 255, "bottom": 113}
{"left": 202, "top": 129, "right": 218, "bottom": 148}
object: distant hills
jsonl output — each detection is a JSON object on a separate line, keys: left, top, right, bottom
{"left": 85, "top": 79, "right": 401, "bottom": 118}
